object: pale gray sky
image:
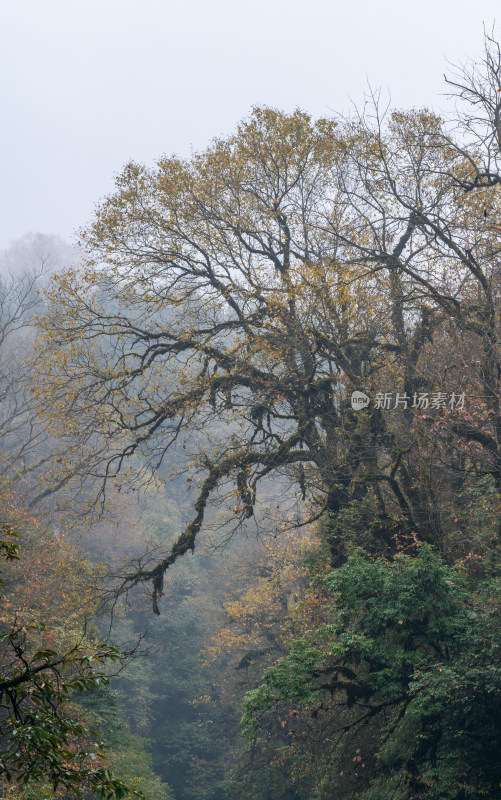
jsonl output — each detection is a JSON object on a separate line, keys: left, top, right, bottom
{"left": 0, "top": 0, "right": 498, "bottom": 251}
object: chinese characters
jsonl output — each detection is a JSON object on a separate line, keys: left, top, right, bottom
{"left": 350, "top": 391, "right": 466, "bottom": 411}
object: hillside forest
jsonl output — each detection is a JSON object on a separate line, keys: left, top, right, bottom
{"left": 2, "top": 31, "right": 501, "bottom": 800}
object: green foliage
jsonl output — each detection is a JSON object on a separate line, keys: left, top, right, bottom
{"left": 0, "top": 526, "right": 143, "bottom": 800}
{"left": 77, "top": 686, "right": 174, "bottom": 800}
{"left": 108, "top": 733, "right": 174, "bottom": 800}
{"left": 140, "top": 566, "right": 232, "bottom": 800}
{"left": 0, "top": 525, "right": 19, "bottom": 567}
{"left": 243, "top": 545, "right": 501, "bottom": 799}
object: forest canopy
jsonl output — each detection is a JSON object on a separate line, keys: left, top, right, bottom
{"left": 0, "top": 25, "right": 496, "bottom": 800}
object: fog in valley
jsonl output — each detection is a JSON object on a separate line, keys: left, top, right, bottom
{"left": 2, "top": 4, "right": 501, "bottom": 800}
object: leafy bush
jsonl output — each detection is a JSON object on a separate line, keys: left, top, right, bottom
{"left": 243, "top": 545, "right": 501, "bottom": 799}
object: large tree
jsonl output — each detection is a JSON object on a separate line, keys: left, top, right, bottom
{"left": 34, "top": 34, "right": 501, "bottom": 611}
{"left": 34, "top": 109, "right": 388, "bottom": 609}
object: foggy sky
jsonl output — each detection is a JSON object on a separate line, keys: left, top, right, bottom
{"left": 0, "top": 0, "right": 498, "bottom": 251}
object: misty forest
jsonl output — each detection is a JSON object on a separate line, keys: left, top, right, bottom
{"left": 3, "top": 31, "right": 501, "bottom": 800}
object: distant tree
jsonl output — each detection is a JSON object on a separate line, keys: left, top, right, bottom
{"left": 0, "top": 233, "right": 77, "bottom": 280}
{"left": 0, "top": 267, "right": 45, "bottom": 474}
{"left": 0, "top": 236, "right": 113, "bottom": 517}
